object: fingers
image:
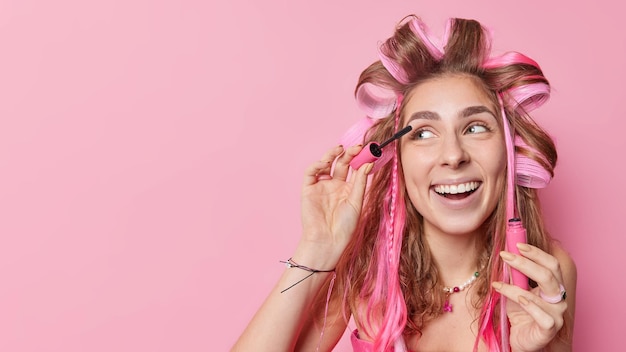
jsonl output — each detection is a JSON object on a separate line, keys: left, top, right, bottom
{"left": 493, "top": 281, "right": 566, "bottom": 332}
{"left": 333, "top": 145, "right": 364, "bottom": 181}
{"left": 500, "top": 244, "right": 564, "bottom": 298}
{"left": 303, "top": 144, "right": 370, "bottom": 186}
{"left": 516, "top": 296, "right": 562, "bottom": 332}
{"left": 302, "top": 145, "right": 373, "bottom": 222}
{"left": 303, "top": 145, "right": 344, "bottom": 186}
{"left": 496, "top": 244, "right": 568, "bottom": 338}
{"left": 516, "top": 243, "right": 564, "bottom": 283}
{"left": 348, "top": 162, "right": 374, "bottom": 209}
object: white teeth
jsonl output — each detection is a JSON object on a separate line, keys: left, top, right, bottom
{"left": 435, "top": 182, "right": 479, "bottom": 194}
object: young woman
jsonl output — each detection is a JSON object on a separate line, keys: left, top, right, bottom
{"left": 233, "top": 15, "right": 576, "bottom": 352}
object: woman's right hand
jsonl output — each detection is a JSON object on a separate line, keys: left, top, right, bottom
{"left": 297, "top": 144, "right": 373, "bottom": 265}
{"left": 232, "top": 145, "right": 369, "bottom": 352}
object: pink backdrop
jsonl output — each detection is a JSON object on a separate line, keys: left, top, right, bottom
{"left": 0, "top": 1, "right": 621, "bottom": 351}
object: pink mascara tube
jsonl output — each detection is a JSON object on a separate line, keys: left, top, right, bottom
{"left": 507, "top": 218, "right": 529, "bottom": 290}
{"left": 349, "top": 125, "right": 412, "bottom": 170}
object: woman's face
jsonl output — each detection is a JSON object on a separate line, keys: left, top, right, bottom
{"left": 400, "top": 74, "right": 506, "bottom": 238}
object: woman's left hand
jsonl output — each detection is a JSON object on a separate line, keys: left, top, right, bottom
{"left": 492, "top": 243, "right": 570, "bottom": 352}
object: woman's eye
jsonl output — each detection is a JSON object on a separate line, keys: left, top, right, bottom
{"left": 467, "top": 124, "right": 489, "bottom": 134}
{"left": 413, "top": 129, "right": 436, "bottom": 139}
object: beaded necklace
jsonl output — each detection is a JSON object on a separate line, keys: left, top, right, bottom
{"left": 442, "top": 271, "right": 480, "bottom": 312}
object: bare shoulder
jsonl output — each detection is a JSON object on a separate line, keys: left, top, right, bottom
{"left": 551, "top": 241, "right": 577, "bottom": 286}
{"left": 550, "top": 240, "right": 577, "bottom": 351}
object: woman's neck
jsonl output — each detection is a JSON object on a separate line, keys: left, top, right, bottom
{"left": 423, "top": 224, "right": 484, "bottom": 285}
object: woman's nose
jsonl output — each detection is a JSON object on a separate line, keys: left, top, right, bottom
{"left": 439, "top": 135, "right": 469, "bottom": 169}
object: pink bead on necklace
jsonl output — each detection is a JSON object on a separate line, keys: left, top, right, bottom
{"left": 442, "top": 271, "right": 480, "bottom": 312}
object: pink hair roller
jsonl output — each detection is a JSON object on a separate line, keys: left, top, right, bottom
{"left": 408, "top": 18, "right": 444, "bottom": 60}
{"left": 355, "top": 83, "right": 398, "bottom": 119}
{"left": 506, "top": 82, "right": 550, "bottom": 113}
{"left": 515, "top": 136, "right": 552, "bottom": 188}
{"left": 482, "top": 51, "right": 541, "bottom": 69}
{"left": 378, "top": 46, "right": 410, "bottom": 84}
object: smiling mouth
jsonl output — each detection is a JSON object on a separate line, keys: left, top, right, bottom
{"left": 433, "top": 181, "right": 481, "bottom": 199}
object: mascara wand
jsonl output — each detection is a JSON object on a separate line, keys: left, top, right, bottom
{"left": 349, "top": 125, "right": 413, "bottom": 170}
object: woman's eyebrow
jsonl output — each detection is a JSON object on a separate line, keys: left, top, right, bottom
{"left": 405, "top": 105, "right": 496, "bottom": 126}
{"left": 460, "top": 105, "right": 497, "bottom": 119}
{"left": 406, "top": 111, "right": 439, "bottom": 125}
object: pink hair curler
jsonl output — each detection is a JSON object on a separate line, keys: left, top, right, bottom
{"left": 515, "top": 135, "right": 552, "bottom": 188}
{"left": 408, "top": 17, "right": 444, "bottom": 60}
{"left": 355, "top": 83, "right": 398, "bottom": 119}
{"left": 349, "top": 125, "right": 412, "bottom": 170}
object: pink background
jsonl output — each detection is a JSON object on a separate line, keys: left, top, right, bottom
{"left": 0, "top": 1, "right": 621, "bottom": 351}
